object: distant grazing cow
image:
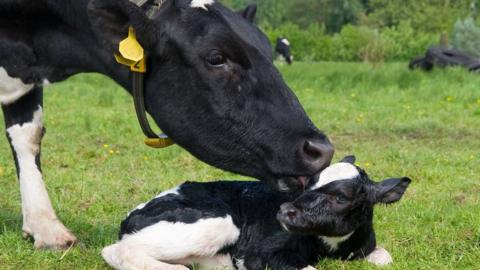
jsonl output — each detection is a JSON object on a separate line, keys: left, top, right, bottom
{"left": 276, "top": 37, "right": 293, "bottom": 64}
{"left": 0, "top": 0, "right": 333, "bottom": 249}
{"left": 102, "top": 156, "right": 411, "bottom": 270}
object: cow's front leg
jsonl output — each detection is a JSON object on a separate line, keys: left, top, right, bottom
{"left": 2, "top": 87, "right": 77, "bottom": 250}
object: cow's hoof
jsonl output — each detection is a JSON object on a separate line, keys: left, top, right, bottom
{"left": 23, "top": 219, "right": 77, "bottom": 250}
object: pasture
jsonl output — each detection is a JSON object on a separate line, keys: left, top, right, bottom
{"left": 0, "top": 62, "right": 479, "bottom": 269}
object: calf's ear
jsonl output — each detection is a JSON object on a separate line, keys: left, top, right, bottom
{"left": 375, "top": 177, "right": 411, "bottom": 204}
{"left": 88, "top": 0, "right": 159, "bottom": 52}
{"left": 237, "top": 4, "right": 257, "bottom": 23}
{"left": 340, "top": 155, "right": 356, "bottom": 164}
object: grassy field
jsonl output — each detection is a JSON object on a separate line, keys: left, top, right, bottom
{"left": 0, "top": 62, "right": 479, "bottom": 269}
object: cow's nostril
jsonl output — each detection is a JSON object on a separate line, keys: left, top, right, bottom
{"left": 303, "top": 140, "right": 322, "bottom": 160}
{"left": 300, "top": 139, "right": 334, "bottom": 173}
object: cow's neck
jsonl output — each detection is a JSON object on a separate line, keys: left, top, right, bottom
{"left": 64, "top": 0, "right": 133, "bottom": 89}
{"left": 38, "top": 0, "right": 133, "bottom": 91}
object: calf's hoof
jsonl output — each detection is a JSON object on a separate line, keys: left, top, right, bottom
{"left": 365, "top": 247, "right": 393, "bottom": 266}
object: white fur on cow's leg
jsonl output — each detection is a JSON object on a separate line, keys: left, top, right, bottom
{"left": 6, "top": 106, "right": 77, "bottom": 250}
{"left": 301, "top": 266, "right": 317, "bottom": 270}
{"left": 365, "top": 247, "right": 393, "bottom": 266}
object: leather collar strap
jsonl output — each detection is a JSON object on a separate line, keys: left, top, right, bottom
{"left": 132, "top": 72, "right": 175, "bottom": 148}
{"left": 115, "top": 26, "right": 175, "bottom": 148}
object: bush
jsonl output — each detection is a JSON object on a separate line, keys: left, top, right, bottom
{"left": 331, "top": 25, "right": 376, "bottom": 61}
{"left": 360, "top": 30, "right": 387, "bottom": 67}
{"left": 451, "top": 18, "right": 480, "bottom": 58}
{"left": 264, "top": 21, "right": 439, "bottom": 62}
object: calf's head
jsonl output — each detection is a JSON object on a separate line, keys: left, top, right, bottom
{"left": 88, "top": 0, "right": 333, "bottom": 191}
{"left": 277, "top": 156, "right": 411, "bottom": 236}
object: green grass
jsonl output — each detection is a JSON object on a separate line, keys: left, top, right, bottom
{"left": 0, "top": 62, "right": 479, "bottom": 269}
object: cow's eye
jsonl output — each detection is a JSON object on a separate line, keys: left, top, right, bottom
{"left": 335, "top": 194, "right": 348, "bottom": 204}
{"left": 206, "top": 50, "right": 227, "bottom": 67}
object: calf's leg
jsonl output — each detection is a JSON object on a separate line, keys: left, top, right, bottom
{"left": 102, "top": 216, "right": 239, "bottom": 270}
{"left": 2, "top": 87, "right": 77, "bottom": 250}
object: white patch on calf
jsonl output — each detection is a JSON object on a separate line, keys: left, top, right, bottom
{"left": 42, "top": 79, "right": 51, "bottom": 86}
{"left": 301, "top": 266, "right": 317, "bottom": 270}
{"left": 310, "top": 162, "right": 360, "bottom": 190}
{"left": 365, "top": 247, "right": 393, "bottom": 266}
{"left": 127, "top": 186, "right": 181, "bottom": 217}
{"left": 281, "top": 38, "right": 290, "bottom": 46}
{"left": 194, "top": 254, "right": 235, "bottom": 270}
{"left": 190, "top": 0, "right": 214, "bottom": 10}
{"left": 155, "top": 185, "right": 181, "bottom": 198}
{"left": 104, "top": 216, "right": 240, "bottom": 269}
{"left": 235, "top": 259, "right": 247, "bottom": 270}
{"left": 7, "top": 106, "right": 76, "bottom": 248}
{"left": 0, "top": 67, "right": 34, "bottom": 105}
{"left": 319, "top": 231, "right": 354, "bottom": 252}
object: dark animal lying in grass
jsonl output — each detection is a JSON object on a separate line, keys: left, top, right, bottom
{"left": 102, "top": 156, "right": 411, "bottom": 270}
{"left": 410, "top": 46, "right": 480, "bottom": 72}
{"left": 275, "top": 37, "right": 293, "bottom": 64}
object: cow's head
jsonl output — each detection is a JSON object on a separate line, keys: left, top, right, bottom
{"left": 88, "top": 0, "right": 334, "bottom": 191}
{"left": 277, "top": 156, "right": 411, "bottom": 235}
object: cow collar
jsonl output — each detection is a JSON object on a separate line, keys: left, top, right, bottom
{"left": 114, "top": 26, "right": 175, "bottom": 149}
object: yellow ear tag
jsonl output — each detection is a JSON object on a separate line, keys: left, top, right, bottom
{"left": 115, "top": 26, "right": 147, "bottom": 73}
{"left": 145, "top": 135, "right": 176, "bottom": 148}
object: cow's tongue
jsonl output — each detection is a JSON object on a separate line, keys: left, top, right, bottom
{"left": 296, "top": 176, "right": 308, "bottom": 191}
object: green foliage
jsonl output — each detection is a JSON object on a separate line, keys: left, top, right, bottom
{"left": 381, "top": 21, "right": 438, "bottom": 60}
{"left": 331, "top": 25, "right": 376, "bottom": 61}
{"left": 284, "top": 0, "right": 364, "bottom": 33}
{"left": 264, "top": 22, "right": 438, "bottom": 62}
{"left": 366, "top": 0, "right": 472, "bottom": 33}
{"left": 451, "top": 17, "right": 480, "bottom": 57}
{"left": 220, "top": 0, "right": 477, "bottom": 61}
{"left": 359, "top": 30, "right": 387, "bottom": 67}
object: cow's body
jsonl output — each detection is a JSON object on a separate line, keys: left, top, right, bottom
{"left": 103, "top": 157, "right": 411, "bottom": 270}
{"left": 1, "top": 0, "right": 334, "bottom": 250}
{"left": 275, "top": 37, "right": 293, "bottom": 65}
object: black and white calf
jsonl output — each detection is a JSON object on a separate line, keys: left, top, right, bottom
{"left": 102, "top": 156, "right": 411, "bottom": 270}
{"left": 275, "top": 37, "right": 293, "bottom": 65}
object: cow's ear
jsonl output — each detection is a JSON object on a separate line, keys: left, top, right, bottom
{"left": 237, "top": 4, "right": 257, "bottom": 23}
{"left": 375, "top": 177, "right": 411, "bottom": 204}
{"left": 340, "top": 155, "right": 356, "bottom": 164}
{"left": 88, "top": 0, "right": 158, "bottom": 52}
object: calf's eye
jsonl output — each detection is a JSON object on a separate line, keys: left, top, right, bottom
{"left": 206, "top": 50, "right": 227, "bottom": 67}
{"left": 335, "top": 194, "right": 348, "bottom": 204}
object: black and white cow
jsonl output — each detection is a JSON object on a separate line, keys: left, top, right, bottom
{"left": 102, "top": 156, "right": 411, "bottom": 270}
{"left": 0, "top": 0, "right": 334, "bottom": 249}
{"left": 276, "top": 37, "right": 293, "bottom": 65}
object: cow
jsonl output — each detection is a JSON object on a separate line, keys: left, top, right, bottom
{"left": 409, "top": 46, "right": 480, "bottom": 72}
{"left": 0, "top": 0, "right": 334, "bottom": 250}
{"left": 102, "top": 155, "right": 411, "bottom": 270}
{"left": 276, "top": 37, "right": 293, "bottom": 65}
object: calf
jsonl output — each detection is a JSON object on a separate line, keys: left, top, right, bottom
{"left": 102, "top": 156, "right": 411, "bottom": 270}
{"left": 276, "top": 37, "right": 293, "bottom": 64}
